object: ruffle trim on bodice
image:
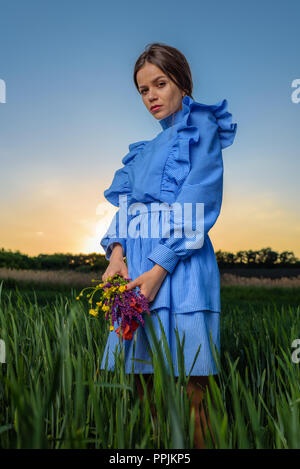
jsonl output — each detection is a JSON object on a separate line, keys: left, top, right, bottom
{"left": 104, "top": 140, "right": 148, "bottom": 206}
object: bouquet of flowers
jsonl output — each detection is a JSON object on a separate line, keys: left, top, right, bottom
{"left": 76, "top": 274, "right": 150, "bottom": 341}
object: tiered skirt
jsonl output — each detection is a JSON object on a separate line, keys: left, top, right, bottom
{"left": 100, "top": 307, "right": 220, "bottom": 376}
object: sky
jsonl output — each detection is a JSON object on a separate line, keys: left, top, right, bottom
{"left": 0, "top": 0, "right": 299, "bottom": 258}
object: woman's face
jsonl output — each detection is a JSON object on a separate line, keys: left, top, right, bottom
{"left": 136, "top": 62, "right": 185, "bottom": 120}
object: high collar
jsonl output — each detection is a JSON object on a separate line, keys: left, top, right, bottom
{"left": 158, "top": 95, "right": 193, "bottom": 130}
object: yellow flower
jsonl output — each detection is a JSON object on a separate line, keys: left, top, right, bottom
{"left": 96, "top": 301, "right": 102, "bottom": 306}
{"left": 76, "top": 296, "right": 80, "bottom": 300}
{"left": 119, "top": 285, "right": 126, "bottom": 293}
{"left": 109, "top": 325, "right": 114, "bottom": 331}
{"left": 89, "top": 309, "right": 98, "bottom": 318}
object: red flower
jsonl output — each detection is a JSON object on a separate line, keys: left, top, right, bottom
{"left": 123, "top": 323, "right": 133, "bottom": 340}
{"left": 130, "top": 319, "right": 139, "bottom": 332}
{"left": 115, "top": 320, "right": 140, "bottom": 341}
{"left": 129, "top": 297, "right": 136, "bottom": 307}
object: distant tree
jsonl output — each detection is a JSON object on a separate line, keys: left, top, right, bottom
{"left": 278, "top": 250, "right": 298, "bottom": 264}
{"left": 245, "top": 249, "right": 260, "bottom": 264}
{"left": 0, "top": 247, "right": 33, "bottom": 269}
{"left": 235, "top": 250, "right": 248, "bottom": 264}
{"left": 257, "top": 247, "right": 278, "bottom": 265}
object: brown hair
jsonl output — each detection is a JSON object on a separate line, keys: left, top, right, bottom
{"left": 133, "top": 42, "right": 194, "bottom": 100}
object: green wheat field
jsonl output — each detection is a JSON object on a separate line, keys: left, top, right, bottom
{"left": 0, "top": 277, "right": 299, "bottom": 449}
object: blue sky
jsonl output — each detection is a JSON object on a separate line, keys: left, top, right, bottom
{"left": 0, "top": 0, "right": 299, "bottom": 257}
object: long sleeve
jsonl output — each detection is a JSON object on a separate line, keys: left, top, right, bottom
{"left": 147, "top": 100, "right": 237, "bottom": 274}
{"left": 100, "top": 210, "right": 127, "bottom": 260}
{"left": 100, "top": 165, "right": 131, "bottom": 261}
{"left": 99, "top": 140, "right": 148, "bottom": 261}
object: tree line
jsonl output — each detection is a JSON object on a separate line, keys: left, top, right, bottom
{"left": 215, "top": 247, "right": 300, "bottom": 268}
{"left": 0, "top": 246, "right": 299, "bottom": 272}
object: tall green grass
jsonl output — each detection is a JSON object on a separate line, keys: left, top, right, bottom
{"left": 0, "top": 280, "right": 299, "bottom": 448}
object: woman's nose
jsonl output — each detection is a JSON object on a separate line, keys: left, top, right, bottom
{"left": 148, "top": 90, "right": 158, "bottom": 101}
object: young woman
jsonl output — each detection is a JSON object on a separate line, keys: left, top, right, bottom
{"left": 100, "top": 42, "right": 237, "bottom": 448}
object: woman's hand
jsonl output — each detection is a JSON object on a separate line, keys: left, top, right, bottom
{"left": 102, "top": 243, "right": 129, "bottom": 282}
{"left": 125, "top": 264, "right": 168, "bottom": 303}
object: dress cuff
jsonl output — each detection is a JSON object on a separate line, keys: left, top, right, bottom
{"left": 105, "top": 239, "right": 126, "bottom": 261}
{"left": 147, "top": 243, "right": 179, "bottom": 274}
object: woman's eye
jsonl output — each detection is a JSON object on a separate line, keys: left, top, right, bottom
{"left": 141, "top": 82, "right": 165, "bottom": 95}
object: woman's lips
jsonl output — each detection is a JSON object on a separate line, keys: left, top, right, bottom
{"left": 151, "top": 105, "right": 162, "bottom": 112}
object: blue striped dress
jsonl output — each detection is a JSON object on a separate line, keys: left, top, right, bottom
{"left": 99, "top": 95, "right": 237, "bottom": 376}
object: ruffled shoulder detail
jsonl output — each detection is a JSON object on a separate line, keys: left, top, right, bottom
{"left": 160, "top": 96, "right": 237, "bottom": 200}
{"left": 180, "top": 95, "right": 237, "bottom": 149}
{"left": 104, "top": 140, "right": 149, "bottom": 206}
{"left": 206, "top": 98, "right": 238, "bottom": 149}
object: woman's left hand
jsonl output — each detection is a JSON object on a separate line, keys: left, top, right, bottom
{"left": 125, "top": 264, "right": 168, "bottom": 303}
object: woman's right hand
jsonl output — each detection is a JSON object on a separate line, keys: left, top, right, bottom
{"left": 102, "top": 243, "right": 129, "bottom": 282}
